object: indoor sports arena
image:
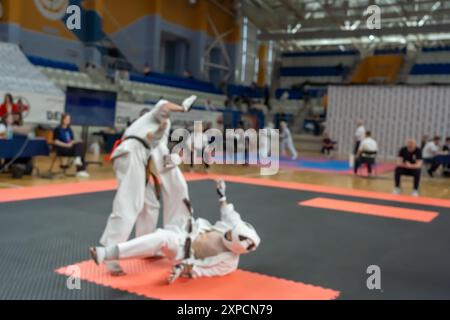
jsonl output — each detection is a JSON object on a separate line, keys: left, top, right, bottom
{"left": 0, "top": 0, "right": 450, "bottom": 304}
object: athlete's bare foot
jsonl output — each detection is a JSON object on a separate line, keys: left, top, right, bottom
{"left": 106, "top": 261, "right": 126, "bottom": 277}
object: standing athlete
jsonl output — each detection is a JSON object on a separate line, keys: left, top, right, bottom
{"left": 99, "top": 95, "right": 197, "bottom": 275}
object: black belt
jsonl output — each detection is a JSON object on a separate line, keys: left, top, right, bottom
{"left": 123, "top": 136, "right": 150, "bottom": 149}
{"left": 122, "top": 136, "right": 158, "bottom": 194}
{"left": 183, "top": 216, "right": 194, "bottom": 259}
{"left": 184, "top": 237, "right": 192, "bottom": 259}
{"left": 361, "top": 151, "right": 377, "bottom": 157}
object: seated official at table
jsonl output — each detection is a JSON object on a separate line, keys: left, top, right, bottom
{"left": 443, "top": 137, "right": 450, "bottom": 153}
{"left": 393, "top": 139, "right": 423, "bottom": 197}
{"left": 0, "top": 113, "right": 13, "bottom": 171}
{"left": 53, "top": 113, "right": 90, "bottom": 178}
{"left": 442, "top": 137, "right": 450, "bottom": 174}
{"left": 0, "top": 114, "right": 34, "bottom": 175}
{"left": 423, "top": 136, "right": 446, "bottom": 177}
{"left": 354, "top": 131, "right": 378, "bottom": 177}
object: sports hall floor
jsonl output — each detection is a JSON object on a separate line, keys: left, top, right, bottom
{"left": 1, "top": 155, "right": 450, "bottom": 300}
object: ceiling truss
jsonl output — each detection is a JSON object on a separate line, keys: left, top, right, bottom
{"left": 239, "top": 0, "right": 450, "bottom": 51}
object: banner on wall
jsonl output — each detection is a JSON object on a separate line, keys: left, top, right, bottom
{"left": 34, "top": 0, "right": 69, "bottom": 20}
{"left": 1, "top": 90, "right": 65, "bottom": 125}
{"left": 327, "top": 85, "right": 450, "bottom": 159}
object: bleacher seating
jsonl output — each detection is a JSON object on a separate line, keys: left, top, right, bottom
{"left": 119, "top": 78, "right": 226, "bottom": 107}
{"left": 407, "top": 47, "right": 450, "bottom": 84}
{"left": 271, "top": 99, "right": 303, "bottom": 114}
{"left": 280, "top": 50, "right": 358, "bottom": 87}
{"left": 22, "top": 52, "right": 227, "bottom": 107}
{"left": 277, "top": 46, "right": 450, "bottom": 97}
{"left": 280, "top": 66, "right": 345, "bottom": 77}
{"left": 38, "top": 67, "right": 121, "bottom": 93}
{"left": 227, "top": 84, "right": 265, "bottom": 99}
{"left": 410, "top": 64, "right": 450, "bottom": 75}
{"left": 407, "top": 74, "right": 450, "bottom": 84}
{"left": 0, "top": 42, "right": 63, "bottom": 96}
{"left": 27, "top": 54, "right": 122, "bottom": 95}
{"left": 130, "top": 72, "right": 222, "bottom": 95}
{"left": 275, "top": 88, "right": 327, "bottom": 100}
{"left": 27, "top": 55, "right": 79, "bottom": 72}
{"left": 19, "top": 49, "right": 273, "bottom": 110}
{"left": 374, "top": 48, "right": 407, "bottom": 55}
{"left": 0, "top": 43, "right": 263, "bottom": 132}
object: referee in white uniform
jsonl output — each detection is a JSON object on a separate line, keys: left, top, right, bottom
{"left": 354, "top": 120, "right": 366, "bottom": 155}
{"left": 354, "top": 131, "right": 378, "bottom": 176}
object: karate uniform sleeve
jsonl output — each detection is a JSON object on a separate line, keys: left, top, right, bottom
{"left": 189, "top": 253, "right": 240, "bottom": 278}
{"left": 220, "top": 203, "right": 243, "bottom": 226}
{"left": 124, "top": 100, "right": 169, "bottom": 140}
{"left": 152, "top": 99, "right": 170, "bottom": 119}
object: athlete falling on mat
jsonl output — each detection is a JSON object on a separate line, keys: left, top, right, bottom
{"left": 99, "top": 95, "right": 197, "bottom": 276}
{"left": 91, "top": 179, "right": 260, "bottom": 284}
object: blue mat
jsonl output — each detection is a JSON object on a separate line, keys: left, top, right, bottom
{"left": 281, "top": 158, "right": 351, "bottom": 172}
{"left": 210, "top": 154, "right": 351, "bottom": 172}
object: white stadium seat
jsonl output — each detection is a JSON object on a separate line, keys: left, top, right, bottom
{"left": 0, "top": 41, "right": 63, "bottom": 96}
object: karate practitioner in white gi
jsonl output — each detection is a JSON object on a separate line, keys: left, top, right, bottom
{"left": 259, "top": 122, "right": 275, "bottom": 159}
{"left": 90, "top": 179, "right": 261, "bottom": 283}
{"left": 99, "top": 95, "right": 197, "bottom": 276}
{"left": 280, "top": 121, "right": 298, "bottom": 160}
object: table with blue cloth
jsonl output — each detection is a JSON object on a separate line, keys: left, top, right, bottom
{"left": 0, "top": 137, "right": 50, "bottom": 158}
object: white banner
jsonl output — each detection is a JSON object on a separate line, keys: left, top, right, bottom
{"left": 327, "top": 85, "right": 450, "bottom": 159}
{"left": 1, "top": 90, "right": 65, "bottom": 125}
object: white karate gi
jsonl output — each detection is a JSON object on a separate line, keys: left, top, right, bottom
{"left": 117, "top": 202, "right": 247, "bottom": 278}
{"left": 280, "top": 126, "right": 297, "bottom": 159}
{"left": 150, "top": 126, "right": 191, "bottom": 228}
{"left": 259, "top": 127, "right": 275, "bottom": 158}
{"left": 100, "top": 100, "right": 177, "bottom": 247}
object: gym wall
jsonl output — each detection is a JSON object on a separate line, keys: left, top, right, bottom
{"left": 327, "top": 85, "right": 450, "bottom": 159}
{"left": 0, "top": 0, "right": 240, "bottom": 79}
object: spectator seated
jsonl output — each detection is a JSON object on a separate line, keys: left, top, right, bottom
{"left": 321, "top": 134, "right": 337, "bottom": 157}
{"left": 394, "top": 139, "right": 423, "bottom": 197}
{"left": 48, "top": 114, "right": 89, "bottom": 179}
